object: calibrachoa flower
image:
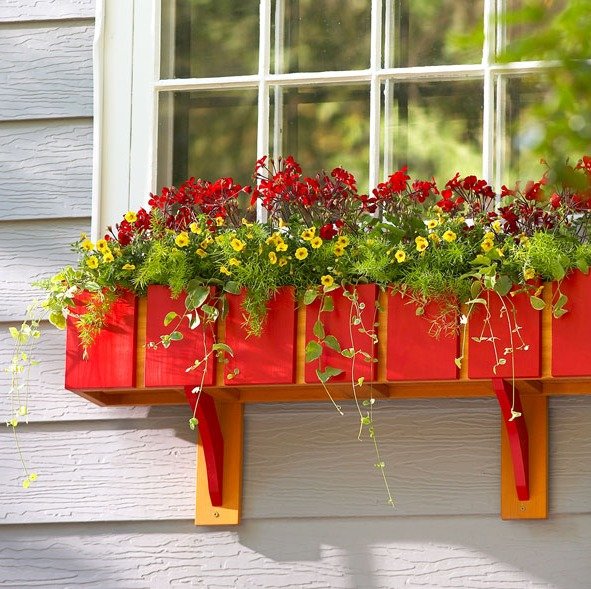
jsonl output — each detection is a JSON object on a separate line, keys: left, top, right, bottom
{"left": 321, "top": 275, "right": 334, "bottom": 287}
{"left": 295, "top": 247, "right": 308, "bottom": 260}
{"left": 268, "top": 252, "right": 277, "bottom": 264}
{"left": 415, "top": 236, "right": 429, "bottom": 252}
{"left": 442, "top": 230, "right": 457, "bottom": 242}
{"left": 230, "top": 238, "right": 246, "bottom": 252}
{"left": 310, "top": 237, "right": 323, "bottom": 249}
{"left": 122, "top": 263, "right": 135, "bottom": 270}
{"left": 86, "top": 256, "right": 98, "bottom": 269}
{"left": 175, "top": 232, "right": 190, "bottom": 248}
{"left": 81, "top": 239, "right": 94, "bottom": 251}
{"left": 395, "top": 249, "right": 406, "bottom": 263}
{"left": 124, "top": 211, "right": 137, "bottom": 223}
{"left": 102, "top": 251, "right": 114, "bottom": 263}
{"left": 481, "top": 238, "right": 494, "bottom": 252}
{"left": 96, "top": 239, "right": 109, "bottom": 253}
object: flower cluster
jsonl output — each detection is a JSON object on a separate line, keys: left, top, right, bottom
{"left": 41, "top": 155, "right": 591, "bottom": 337}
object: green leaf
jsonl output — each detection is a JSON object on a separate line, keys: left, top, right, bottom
{"left": 189, "top": 417, "right": 199, "bottom": 430}
{"left": 313, "top": 320, "right": 325, "bottom": 340}
{"left": 530, "top": 296, "right": 546, "bottom": 310}
{"left": 494, "top": 275, "right": 512, "bottom": 297}
{"left": 163, "top": 311, "right": 178, "bottom": 326}
{"left": 48, "top": 311, "right": 66, "bottom": 330}
{"left": 321, "top": 296, "right": 334, "bottom": 312}
{"left": 187, "top": 312, "right": 201, "bottom": 329}
{"left": 341, "top": 348, "right": 355, "bottom": 359}
{"left": 169, "top": 331, "right": 184, "bottom": 341}
{"left": 553, "top": 308, "right": 568, "bottom": 318}
{"left": 9, "top": 327, "right": 20, "bottom": 340}
{"left": 202, "top": 304, "right": 219, "bottom": 321}
{"left": 185, "top": 286, "right": 209, "bottom": 310}
{"left": 212, "top": 342, "right": 233, "bottom": 356}
{"left": 303, "top": 289, "right": 318, "bottom": 305}
{"left": 470, "top": 281, "right": 482, "bottom": 299}
{"left": 223, "top": 281, "right": 241, "bottom": 295}
{"left": 577, "top": 259, "right": 589, "bottom": 274}
{"left": 471, "top": 255, "right": 491, "bottom": 265}
{"left": 316, "top": 366, "right": 344, "bottom": 383}
{"left": 454, "top": 357, "right": 463, "bottom": 369}
{"left": 324, "top": 335, "right": 341, "bottom": 352}
{"left": 466, "top": 298, "right": 487, "bottom": 306}
{"left": 305, "top": 340, "right": 323, "bottom": 363}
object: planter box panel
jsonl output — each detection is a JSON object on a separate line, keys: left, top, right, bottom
{"left": 224, "top": 287, "right": 296, "bottom": 385}
{"left": 144, "top": 285, "right": 215, "bottom": 387}
{"left": 387, "top": 292, "right": 458, "bottom": 381}
{"left": 552, "top": 271, "right": 591, "bottom": 377}
{"left": 65, "top": 290, "right": 137, "bottom": 391}
{"left": 468, "top": 290, "right": 541, "bottom": 379}
{"left": 305, "top": 284, "right": 378, "bottom": 384}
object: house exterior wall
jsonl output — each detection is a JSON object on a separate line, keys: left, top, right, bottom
{"left": 1, "top": 2, "right": 591, "bottom": 587}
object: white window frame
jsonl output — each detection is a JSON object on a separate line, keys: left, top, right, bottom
{"left": 92, "top": 0, "right": 552, "bottom": 239}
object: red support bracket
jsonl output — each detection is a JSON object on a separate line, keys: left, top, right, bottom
{"left": 492, "top": 378, "right": 529, "bottom": 501}
{"left": 184, "top": 387, "right": 224, "bottom": 506}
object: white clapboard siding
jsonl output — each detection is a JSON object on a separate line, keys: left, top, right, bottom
{"left": 1, "top": 397, "right": 591, "bottom": 525}
{"left": 0, "top": 321, "right": 188, "bottom": 421}
{"left": 0, "top": 219, "right": 89, "bottom": 321}
{"left": 0, "top": 119, "right": 92, "bottom": 219}
{"left": 0, "top": 0, "right": 95, "bottom": 22}
{"left": 0, "top": 25, "right": 93, "bottom": 120}
{"left": 0, "top": 515, "right": 590, "bottom": 588}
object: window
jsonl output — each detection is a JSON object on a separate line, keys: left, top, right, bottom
{"left": 93, "top": 0, "right": 550, "bottom": 236}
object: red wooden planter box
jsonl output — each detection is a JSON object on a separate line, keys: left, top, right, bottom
{"left": 144, "top": 285, "right": 216, "bottom": 387}
{"left": 552, "top": 271, "right": 591, "bottom": 377}
{"left": 387, "top": 291, "right": 458, "bottom": 381}
{"left": 468, "top": 290, "right": 541, "bottom": 379}
{"left": 305, "top": 284, "right": 378, "bottom": 384}
{"left": 65, "top": 290, "right": 138, "bottom": 391}
{"left": 223, "top": 287, "right": 297, "bottom": 385}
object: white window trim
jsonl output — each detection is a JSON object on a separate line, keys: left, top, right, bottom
{"left": 92, "top": 0, "right": 554, "bottom": 239}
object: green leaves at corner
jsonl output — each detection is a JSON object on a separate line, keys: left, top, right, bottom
{"left": 305, "top": 340, "right": 322, "bottom": 363}
{"left": 316, "top": 366, "right": 343, "bottom": 384}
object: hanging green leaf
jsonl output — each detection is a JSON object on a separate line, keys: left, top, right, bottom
{"left": 323, "top": 335, "right": 341, "bottom": 352}
{"left": 316, "top": 366, "right": 343, "bottom": 383}
{"left": 163, "top": 311, "right": 178, "bottom": 326}
{"left": 303, "top": 289, "right": 318, "bottom": 305}
{"left": 223, "top": 281, "right": 241, "bottom": 295}
{"left": 313, "top": 320, "right": 325, "bottom": 340}
{"left": 494, "top": 274, "right": 512, "bottom": 296}
{"left": 321, "top": 296, "right": 334, "bottom": 312}
{"left": 305, "top": 340, "right": 323, "bottom": 363}
{"left": 212, "top": 342, "right": 233, "bottom": 356}
{"left": 530, "top": 296, "right": 546, "bottom": 310}
{"left": 185, "top": 286, "right": 209, "bottom": 310}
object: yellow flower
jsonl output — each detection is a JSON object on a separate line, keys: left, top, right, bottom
{"left": 321, "top": 275, "right": 334, "bottom": 288}
{"left": 229, "top": 257, "right": 241, "bottom": 266}
{"left": 279, "top": 257, "right": 288, "bottom": 267}
{"left": 124, "top": 211, "right": 137, "bottom": 223}
{"left": 175, "top": 232, "right": 190, "bottom": 247}
{"left": 189, "top": 222, "right": 202, "bottom": 234}
{"left": 80, "top": 239, "right": 94, "bottom": 251}
{"left": 215, "top": 216, "right": 225, "bottom": 227}
{"left": 426, "top": 219, "right": 438, "bottom": 230}
{"left": 395, "top": 249, "right": 406, "bottom": 263}
{"left": 102, "top": 251, "right": 114, "bottom": 263}
{"left": 429, "top": 233, "right": 440, "bottom": 244}
{"left": 333, "top": 245, "right": 345, "bottom": 257}
{"left": 415, "top": 236, "right": 429, "bottom": 252}
{"left": 295, "top": 247, "right": 308, "bottom": 260}
{"left": 276, "top": 242, "right": 288, "bottom": 252}
{"left": 336, "top": 236, "right": 350, "bottom": 247}
{"left": 215, "top": 234, "right": 225, "bottom": 245}
{"left": 491, "top": 220, "right": 502, "bottom": 233}
{"left": 524, "top": 268, "right": 536, "bottom": 280}
{"left": 241, "top": 218, "right": 253, "bottom": 227}
{"left": 301, "top": 227, "right": 315, "bottom": 241}
{"left": 310, "top": 237, "right": 323, "bottom": 249}
{"left": 230, "top": 238, "right": 246, "bottom": 252}
{"left": 86, "top": 256, "right": 99, "bottom": 269}
{"left": 220, "top": 265, "right": 232, "bottom": 276}
{"left": 268, "top": 251, "right": 278, "bottom": 264}
{"left": 196, "top": 248, "right": 208, "bottom": 258}
{"left": 481, "top": 238, "right": 494, "bottom": 252}
{"left": 96, "top": 239, "right": 109, "bottom": 253}
{"left": 200, "top": 237, "right": 213, "bottom": 248}
{"left": 122, "top": 263, "right": 135, "bottom": 270}
{"left": 442, "top": 230, "right": 457, "bottom": 242}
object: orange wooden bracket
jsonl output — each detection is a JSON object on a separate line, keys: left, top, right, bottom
{"left": 492, "top": 378, "right": 548, "bottom": 519}
{"left": 184, "top": 386, "right": 243, "bottom": 525}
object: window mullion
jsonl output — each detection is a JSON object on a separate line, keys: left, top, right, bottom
{"left": 369, "top": 0, "right": 382, "bottom": 190}
{"left": 482, "top": 0, "right": 496, "bottom": 183}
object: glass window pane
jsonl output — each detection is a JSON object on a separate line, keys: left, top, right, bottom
{"left": 502, "top": 76, "right": 552, "bottom": 185}
{"left": 157, "top": 89, "right": 258, "bottom": 189}
{"left": 272, "top": 0, "right": 371, "bottom": 73}
{"left": 382, "top": 80, "right": 483, "bottom": 186}
{"left": 271, "top": 84, "right": 370, "bottom": 188}
{"left": 161, "top": 0, "right": 259, "bottom": 79}
{"left": 387, "top": 0, "right": 484, "bottom": 67}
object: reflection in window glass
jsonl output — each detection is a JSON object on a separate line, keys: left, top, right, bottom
{"left": 157, "top": 89, "right": 258, "bottom": 189}
{"left": 387, "top": 0, "right": 484, "bottom": 68}
{"left": 503, "top": 76, "right": 553, "bottom": 185}
{"left": 271, "top": 84, "right": 370, "bottom": 188}
{"left": 382, "top": 80, "right": 483, "bottom": 185}
{"left": 161, "top": 0, "right": 259, "bottom": 79}
{"left": 272, "top": 0, "right": 371, "bottom": 73}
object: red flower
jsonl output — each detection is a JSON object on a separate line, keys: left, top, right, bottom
{"left": 319, "top": 223, "right": 338, "bottom": 240}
